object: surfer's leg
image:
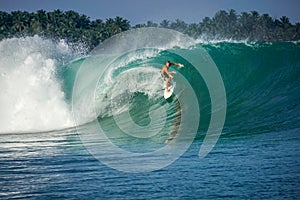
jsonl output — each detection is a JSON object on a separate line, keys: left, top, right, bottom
{"left": 170, "top": 76, "right": 173, "bottom": 81}
{"left": 165, "top": 78, "right": 170, "bottom": 92}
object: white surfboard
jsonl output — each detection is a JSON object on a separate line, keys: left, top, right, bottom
{"left": 164, "top": 83, "right": 175, "bottom": 99}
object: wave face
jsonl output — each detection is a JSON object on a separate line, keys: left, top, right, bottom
{"left": 0, "top": 35, "right": 299, "bottom": 137}
{"left": 71, "top": 40, "right": 300, "bottom": 141}
{"left": 203, "top": 42, "right": 300, "bottom": 136}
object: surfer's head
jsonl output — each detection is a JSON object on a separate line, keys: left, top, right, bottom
{"left": 166, "top": 61, "right": 171, "bottom": 67}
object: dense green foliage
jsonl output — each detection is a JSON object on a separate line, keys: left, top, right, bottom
{"left": 0, "top": 10, "right": 130, "bottom": 49}
{"left": 136, "top": 10, "right": 300, "bottom": 41}
{"left": 0, "top": 9, "right": 299, "bottom": 49}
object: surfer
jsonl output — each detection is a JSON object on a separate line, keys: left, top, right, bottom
{"left": 161, "top": 61, "right": 183, "bottom": 92}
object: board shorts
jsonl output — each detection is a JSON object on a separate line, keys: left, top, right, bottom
{"left": 161, "top": 73, "right": 170, "bottom": 80}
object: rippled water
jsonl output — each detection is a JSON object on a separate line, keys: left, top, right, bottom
{"left": 1, "top": 129, "right": 299, "bottom": 199}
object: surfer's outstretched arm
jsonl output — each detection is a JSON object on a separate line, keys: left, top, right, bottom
{"left": 171, "top": 62, "right": 184, "bottom": 68}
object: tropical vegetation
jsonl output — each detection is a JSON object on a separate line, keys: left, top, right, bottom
{"left": 0, "top": 9, "right": 299, "bottom": 49}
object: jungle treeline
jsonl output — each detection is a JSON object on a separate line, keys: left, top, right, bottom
{"left": 0, "top": 9, "right": 299, "bottom": 49}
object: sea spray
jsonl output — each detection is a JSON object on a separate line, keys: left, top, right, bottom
{"left": 0, "top": 36, "right": 83, "bottom": 133}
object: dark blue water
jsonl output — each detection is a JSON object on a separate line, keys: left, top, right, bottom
{"left": 0, "top": 129, "right": 299, "bottom": 199}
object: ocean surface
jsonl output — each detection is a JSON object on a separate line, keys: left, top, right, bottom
{"left": 0, "top": 33, "right": 300, "bottom": 199}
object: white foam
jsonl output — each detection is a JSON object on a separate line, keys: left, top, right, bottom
{"left": 94, "top": 66, "right": 162, "bottom": 118}
{"left": 104, "top": 48, "right": 160, "bottom": 84}
{"left": 195, "top": 34, "right": 256, "bottom": 46}
{"left": 0, "top": 36, "right": 78, "bottom": 133}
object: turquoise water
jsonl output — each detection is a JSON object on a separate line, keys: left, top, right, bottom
{"left": 0, "top": 36, "right": 299, "bottom": 199}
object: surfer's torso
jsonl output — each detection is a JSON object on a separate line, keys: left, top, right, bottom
{"left": 161, "top": 65, "right": 170, "bottom": 79}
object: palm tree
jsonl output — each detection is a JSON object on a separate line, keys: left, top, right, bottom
{"left": 251, "top": 11, "right": 259, "bottom": 19}
{"left": 213, "top": 10, "right": 229, "bottom": 35}
{"left": 113, "top": 16, "right": 130, "bottom": 31}
{"left": 0, "top": 11, "right": 12, "bottom": 38}
{"left": 239, "top": 12, "right": 253, "bottom": 38}
{"left": 77, "top": 14, "right": 90, "bottom": 29}
{"left": 133, "top": 23, "right": 146, "bottom": 28}
{"left": 160, "top": 20, "right": 170, "bottom": 28}
{"left": 200, "top": 17, "right": 213, "bottom": 35}
{"left": 258, "top": 13, "right": 274, "bottom": 40}
{"left": 65, "top": 10, "right": 80, "bottom": 28}
{"left": 11, "top": 11, "right": 27, "bottom": 32}
{"left": 185, "top": 23, "right": 200, "bottom": 38}
{"left": 105, "top": 18, "right": 122, "bottom": 37}
{"left": 228, "top": 9, "right": 238, "bottom": 37}
{"left": 280, "top": 16, "right": 291, "bottom": 29}
{"left": 170, "top": 19, "right": 187, "bottom": 32}
{"left": 294, "top": 23, "right": 300, "bottom": 40}
{"left": 36, "top": 10, "right": 48, "bottom": 29}
{"left": 146, "top": 21, "right": 158, "bottom": 27}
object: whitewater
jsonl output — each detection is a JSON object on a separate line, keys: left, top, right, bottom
{"left": 0, "top": 36, "right": 83, "bottom": 133}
